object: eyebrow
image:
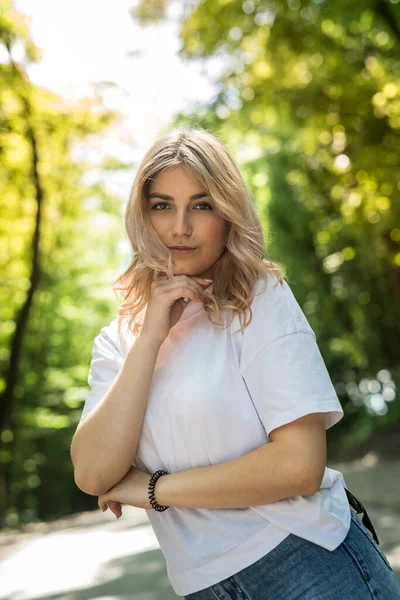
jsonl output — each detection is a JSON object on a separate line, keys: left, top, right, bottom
{"left": 147, "top": 192, "right": 210, "bottom": 201}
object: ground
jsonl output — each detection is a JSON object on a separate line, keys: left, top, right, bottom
{"left": 1, "top": 427, "right": 400, "bottom": 599}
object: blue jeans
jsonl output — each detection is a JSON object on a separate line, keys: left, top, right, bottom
{"left": 184, "top": 510, "right": 400, "bottom": 599}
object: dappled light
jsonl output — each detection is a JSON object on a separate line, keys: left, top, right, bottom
{"left": 1, "top": 0, "right": 400, "bottom": 595}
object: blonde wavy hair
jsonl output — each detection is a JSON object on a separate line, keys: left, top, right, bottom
{"left": 112, "top": 127, "right": 286, "bottom": 338}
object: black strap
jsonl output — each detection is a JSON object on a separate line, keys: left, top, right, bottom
{"left": 345, "top": 487, "right": 380, "bottom": 545}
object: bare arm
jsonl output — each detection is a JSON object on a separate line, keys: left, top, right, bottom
{"left": 70, "top": 334, "right": 162, "bottom": 496}
{"left": 153, "top": 442, "right": 311, "bottom": 509}
{"left": 154, "top": 413, "right": 326, "bottom": 508}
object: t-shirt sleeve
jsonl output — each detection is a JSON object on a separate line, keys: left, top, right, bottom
{"left": 79, "top": 322, "right": 124, "bottom": 424}
{"left": 239, "top": 276, "right": 343, "bottom": 437}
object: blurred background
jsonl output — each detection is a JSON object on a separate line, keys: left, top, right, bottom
{"left": 1, "top": 0, "right": 399, "bottom": 597}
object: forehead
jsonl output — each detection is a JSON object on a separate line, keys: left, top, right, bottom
{"left": 149, "top": 166, "right": 203, "bottom": 188}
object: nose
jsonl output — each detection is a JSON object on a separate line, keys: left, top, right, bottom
{"left": 170, "top": 209, "right": 193, "bottom": 237}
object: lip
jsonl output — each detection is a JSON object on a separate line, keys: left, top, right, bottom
{"left": 169, "top": 247, "right": 197, "bottom": 254}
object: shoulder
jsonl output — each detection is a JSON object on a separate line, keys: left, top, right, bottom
{"left": 250, "top": 274, "right": 314, "bottom": 336}
{"left": 239, "top": 274, "right": 315, "bottom": 369}
{"left": 93, "top": 316, "right": 134, "bottom": 361}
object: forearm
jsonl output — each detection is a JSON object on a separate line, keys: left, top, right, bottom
{"left": 71, "top": 334, "right": 162, "bottom": 496}
{"left": 154, "top": 442, "right": 316, "bottom": 509}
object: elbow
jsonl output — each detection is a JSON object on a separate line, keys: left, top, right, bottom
{"left": 70, "top": 432, "right": 102, "bottom": 495}
{"left": 74, "top": 469, "right": 101, "bottom": 496}
{"left": 302, "top": 480, "right": 320, "bottom": 497}
{"left": 73, "top": 462, "right": 107, "bottom": 496}
{"left": 301, "top": 471, "right": 324, "bottom": 496}
{"left": 74, "top": 467, "right": 127, "bottom": 497}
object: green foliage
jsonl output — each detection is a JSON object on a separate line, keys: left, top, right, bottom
{"left": 2, "top": 0, "right": 400, "bottom": 529}
{"left": 130, "top": 0, "right": 168, "bottom": 24}
{"left": 132, "top": 0, "right": 400, "bottom": 450}
{"left": 0, "top": 4, "right": 126, "bottom": 528}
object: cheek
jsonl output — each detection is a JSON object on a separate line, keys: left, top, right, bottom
{"left": 202, "top": 216, "right": 227, "bottom": 239}
{"left": 148, "top": 214, "right": 164, "bottom": 235}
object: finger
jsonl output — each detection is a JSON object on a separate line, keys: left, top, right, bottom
{"left": 108, "top": 501, "right": 122, "bottom": 518}
{"left": 170, "top": 278, "right": 209, "bottom": 299}
{"left": 157, "top": 275, "right": 211, "bottom": 302}
{"left": 186, "top": 281, "right": 211, "bottom": 300}
{"left": 182, "top": 276, "right": 213, "bottom": 296}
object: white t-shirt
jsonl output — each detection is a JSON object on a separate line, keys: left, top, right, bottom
{"left": 79, "top": 275, "right": 351, "bottom": 597}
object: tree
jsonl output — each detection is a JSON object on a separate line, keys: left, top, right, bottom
{"left": 0, "top": 3, "right": 128, "bottom": 527}
{"left": 131, "top": 0, "right": 400, "bottom": 451}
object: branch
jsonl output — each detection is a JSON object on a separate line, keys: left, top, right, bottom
{"left": 0, "top": 56, "right": 43, "bottom": 434}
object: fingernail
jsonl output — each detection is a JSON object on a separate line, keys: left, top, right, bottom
{"left": 201, "top": 278, "right": 213, "bottom": 282}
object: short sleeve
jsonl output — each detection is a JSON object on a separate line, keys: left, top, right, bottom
{"left": 239, "top": 276, "right": 343, "bottom": 437}
{"left": 79, "top": 324, "right": 125, "bottom": 424}
{"left": 241, "top": 331, "right": 343, "bottom": 437}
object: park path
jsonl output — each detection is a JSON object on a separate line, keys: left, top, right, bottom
{"left": 1, "top": 456, "right": 399, "bottom": 599}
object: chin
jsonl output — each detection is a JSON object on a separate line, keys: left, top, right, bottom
{"left": 172, "top": 269, "right": 192, "bottom": 275}
{"left": 171, "top": 262, "right": 213, "bottom": 277}
{"left": 173, "top": 269, "right": 203, "bottom": 278}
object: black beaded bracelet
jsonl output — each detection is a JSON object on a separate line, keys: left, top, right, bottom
{"left": 148, "top": 469, "right": 170, "bottom": 512}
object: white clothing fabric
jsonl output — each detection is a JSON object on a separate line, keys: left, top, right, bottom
{"left": 79, "top": 275, "right": 351, "bottom": 597}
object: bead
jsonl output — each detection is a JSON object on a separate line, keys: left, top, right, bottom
{"left": 148, "top": 469, "right": 170, "bottom": 512}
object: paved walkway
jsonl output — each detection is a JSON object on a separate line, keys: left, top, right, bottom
{"left": 0, "top": 456, "right": 399, "bottom": 599}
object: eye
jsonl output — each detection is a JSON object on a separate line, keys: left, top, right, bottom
{"left": 151, "top": 202, "right": 213, "bottom": 210}
{"left": 150, "top": 202, "right": 169, "bottom": 210}
{"left": 194, "top": 203, "right": 213, "bottom": 210}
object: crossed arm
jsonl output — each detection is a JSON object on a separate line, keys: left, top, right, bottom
{"left": 154, "top": 412, "right": 327, "bottom": 509}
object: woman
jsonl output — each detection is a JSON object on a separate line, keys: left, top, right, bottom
{"left": 71, "top": 128, "right": 400, "bottom": 599}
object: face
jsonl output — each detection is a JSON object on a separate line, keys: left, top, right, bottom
{"left": 147, "top": 166, "right": 229, "bottom": 279}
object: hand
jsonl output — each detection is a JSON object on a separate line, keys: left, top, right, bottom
{"left": 140, "top": 273, "right": 213, "bottom": 344}
{"left": 103, "top": 500, "right": 123, "bottom": 519}
{"left": 98, "top": 466, "right": 153, "bottom": 516}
